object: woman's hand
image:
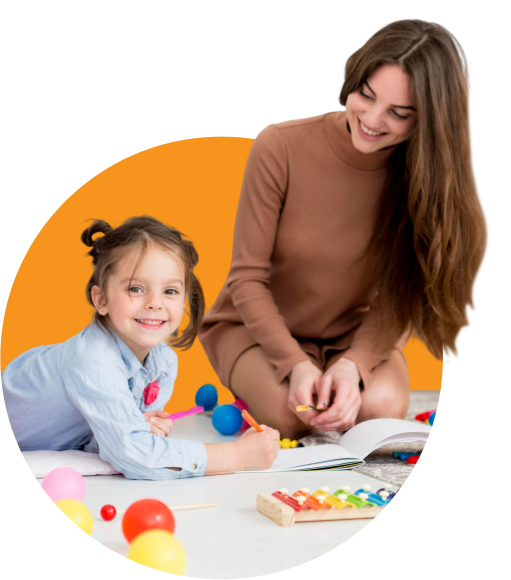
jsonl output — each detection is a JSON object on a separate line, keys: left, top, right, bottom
{"left": 311, "top": 358, "right": 362, "bottom": 432}
{"left": 143, "top": 410, "right": 173, "bottom": 437}
{"left": 288, "top": 359, "right": 324, "bottom": 425}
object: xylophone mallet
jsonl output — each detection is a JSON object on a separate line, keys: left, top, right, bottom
{"left": 105, "top": 502, "right": 218, "bottom": 518}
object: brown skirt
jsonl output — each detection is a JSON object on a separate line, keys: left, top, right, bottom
{"left": 198, "top": 320, "right": 360, "bottom": 393}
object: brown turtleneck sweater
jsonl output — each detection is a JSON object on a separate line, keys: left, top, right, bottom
{"left": 198, "top": 111, "right": 397, "bottom": 390}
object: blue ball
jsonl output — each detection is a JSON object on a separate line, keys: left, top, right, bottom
{"left": 195, "top": 384, "right": 218, "bottom": 411}
{"left": 212, "top": 405, "right": 243, "bottom": 436}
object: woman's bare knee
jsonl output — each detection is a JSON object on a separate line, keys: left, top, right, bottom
{"left": 230, "top": 346, "right": 312, "bottom": 438}
{"left": 358, "top": 351, "right": 410, "bottom": 421}
{"left": 359, "top": 383, "right": 409, "bottom": 420}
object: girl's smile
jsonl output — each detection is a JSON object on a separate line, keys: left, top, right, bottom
{"left": 135, "top": 319, "right": 169, "bottom": 330}
{"left": 91, "top": 243, "right": 187, "bottom": 362}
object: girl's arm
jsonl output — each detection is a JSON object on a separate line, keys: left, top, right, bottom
{"left": 62, "top": 346, "right": 280, "bottom": 479}
{"left": 205, "top": 425, "right": 280, "bottom": 475}
{"left": 62, "top": 349, "right": 207, "bottom": 480}
{"left": 153, "top": 348, "right": 280, "bottom": 473}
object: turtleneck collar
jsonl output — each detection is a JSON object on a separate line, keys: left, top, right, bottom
{"left": 323, "top": 111, "right": 396, "bottom": 171}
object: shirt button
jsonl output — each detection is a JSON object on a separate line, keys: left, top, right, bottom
{"left": 191, "top": 463, "right": 197, "bottom": 470}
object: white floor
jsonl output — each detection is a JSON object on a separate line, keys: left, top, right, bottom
{"left": 37, "top": 415, "right": 398, "bottom": 579}
{"left": 74, "top": 469, "right": 391, "bottom": 578}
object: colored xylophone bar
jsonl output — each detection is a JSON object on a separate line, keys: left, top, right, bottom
{"left": 257, "top": 485, "right": 396, "bottom": 527}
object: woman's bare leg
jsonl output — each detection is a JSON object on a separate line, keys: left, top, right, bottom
{"left": 231, "top": 345, "right": 410, "bottom": 437}
{"left": 357, "top": 350, "right": 410, "bottom": 421}
{"left": 230, "top": 345, "right": 318, "bottom": 439}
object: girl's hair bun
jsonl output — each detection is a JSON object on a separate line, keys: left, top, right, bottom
{"left": 81, "top": 220, "right": 113, "bottom": 247}
{"left": 81, "top": 220, "right": 113, "bottom": 265}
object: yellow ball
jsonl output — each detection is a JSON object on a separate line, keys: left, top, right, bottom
{"left": 127, "top": 529, "right": 186, "bottom": 575}
{"left": 280, "top": 438, "right": 291, "bottom": 449}
{"left": 290, "top": 440, "right": 298, "bottom": 448}
{"left": 55, "top": 499, "right": 94, "bottom": 536}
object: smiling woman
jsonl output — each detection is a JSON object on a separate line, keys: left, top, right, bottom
{"left": 199, "top": 19, "right": 486, "bottom": 439}
{"left": 346, "top": 65, "right": 417, "bottom": 150}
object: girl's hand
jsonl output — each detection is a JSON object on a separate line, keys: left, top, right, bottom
{"left": 234, "top": 425, "right": 280, "bottom": 471}
{"left": 143, "top": 410, "right": 174, "bottom": 437}
{"left": 311, "top": 358, "right": 361, "bottom": 432}
{"left": 288, "top": 360, "right": 323, "bottom": 425}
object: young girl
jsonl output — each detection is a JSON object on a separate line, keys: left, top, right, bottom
{"left": 2, "top": 216, "right": 280, "bottom": 480}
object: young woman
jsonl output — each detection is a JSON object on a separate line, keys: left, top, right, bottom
{"left": 199, "top": 20, "right": 486, "bottom": 439}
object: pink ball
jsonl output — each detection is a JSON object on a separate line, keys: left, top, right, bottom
{"left": 42, "top": 467, "right": 86, "bottom": 502}
{"left": 231, "top": 398, "right": 250, "bottom": 431}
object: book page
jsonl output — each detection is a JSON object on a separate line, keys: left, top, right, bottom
{"left": 236, "top": 444, "right": 362, "bottom": 473}
{"left": 339, "top": 418, "right": 431, "bottom": 459}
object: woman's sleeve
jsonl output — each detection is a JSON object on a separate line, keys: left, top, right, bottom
{"left": 226, "top": 125, "right": 310, "bottom": 383}
{"left": 341, "top": 306, "right": 402, "bottom": 389}
{"left": 62, "top": 349, "right": 207, "bottom": 481}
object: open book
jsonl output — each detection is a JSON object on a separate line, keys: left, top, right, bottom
{"left": 237, "top": 418, "right": 431, "bottom": 473}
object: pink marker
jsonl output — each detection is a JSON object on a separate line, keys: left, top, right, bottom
{"left": 167, "top": 406, "right": 204, "bottom": 420}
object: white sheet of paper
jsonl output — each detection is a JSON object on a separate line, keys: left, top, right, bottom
{"left": 339, "top": 418, "right": 431, "bottom": 459}
{"left": 236, "top": 444, "right": 361, "bottom": 473}
{"left": 236, "top": 418, "right": 431, "bottom": 473}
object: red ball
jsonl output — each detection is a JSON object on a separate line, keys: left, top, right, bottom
{"left": 100, "top": 504, "right": 117, "bottom": 521}
{"left": 122, "top": 499, "right": 175, "bottom": 543}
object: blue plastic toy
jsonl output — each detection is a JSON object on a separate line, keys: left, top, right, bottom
{"left": 195, "top": 384, "right": 218, "bottom": 411}
{"left": 212, "top": 404, "right": 243, "bottom": 435}
{"left": 426, "top": 411, "right": 436, "bottom": 426}
{"left": 393, "top": 451, "right": 422, "bottom": 461}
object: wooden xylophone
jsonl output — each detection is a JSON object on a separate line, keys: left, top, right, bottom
{"left": 257, "top": 484, "right": 396, "bottom": 527}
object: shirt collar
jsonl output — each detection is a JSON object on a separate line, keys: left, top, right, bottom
{"left": 105, "top": 325, "right": 169, "bottom": 382}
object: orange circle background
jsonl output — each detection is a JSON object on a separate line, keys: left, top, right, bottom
{"left": 1, "top": 138, "right": 441, "bottom": 414}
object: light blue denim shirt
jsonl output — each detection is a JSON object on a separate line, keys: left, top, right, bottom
{"left": 2, "top": 321, "right": 207, "bottom": 480}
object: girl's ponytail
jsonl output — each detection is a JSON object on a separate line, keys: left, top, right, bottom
{"left": 171, "top": 269, "right": 205, "bottom": 351}
{"left": 81, "top": 220, "right": 114, "bottom": 309}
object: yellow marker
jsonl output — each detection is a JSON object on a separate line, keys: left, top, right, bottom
{"left": 296, "top": 404, "right": 321, "bottom": 412}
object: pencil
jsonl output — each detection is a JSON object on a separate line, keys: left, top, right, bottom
{"left": 296, "top": 404, "right": 321, "bottom": 412}
{"left": 241, "top": 409, "right": 263, "bottom": 432}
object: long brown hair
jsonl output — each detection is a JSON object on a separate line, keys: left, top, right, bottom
{"left": 81, "top": 215, "right": 205, "bottom": 350}
{"left": 340, "top": 20, "right": 486, "bottom": 358}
